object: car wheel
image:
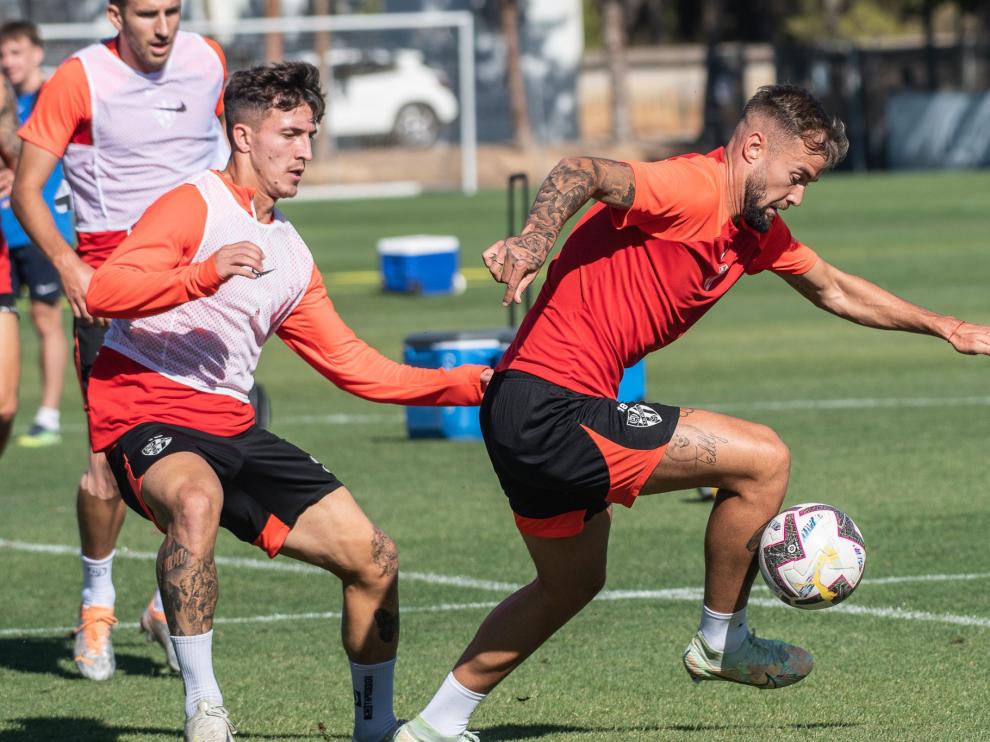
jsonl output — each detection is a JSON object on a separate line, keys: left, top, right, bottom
{"left": 391, "top": 103, "right": 441, "bottom": 148}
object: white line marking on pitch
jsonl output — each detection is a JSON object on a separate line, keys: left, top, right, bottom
{"left": 21, "top": 394, "right": 990, "bottom": 436}
{"left": 2, "top": 538, "right": 989, "bottom": 635}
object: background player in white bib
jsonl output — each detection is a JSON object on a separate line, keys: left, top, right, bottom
{"left": 12, "top": 0, "right": 228, "bottom": 680}
{"left": 85, "top": 61, "right": 492, "bottom": 742}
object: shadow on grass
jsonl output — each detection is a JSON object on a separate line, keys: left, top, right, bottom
{"left": 0, "top": 717, "right": 318, "bottom": 741}
{"left": 479, "top": 720, "right": 863, "bottom": 739}
{"left": 0, "top": 637, "right": 169, "bottom": 679}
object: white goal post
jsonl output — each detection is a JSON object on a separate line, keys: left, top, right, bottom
{"left": 39, "top": 12, "right": 479, "bottom": 195}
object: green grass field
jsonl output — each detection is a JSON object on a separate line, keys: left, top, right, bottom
{"left": 2, "top": 169, "right": 990, "bottom": 741}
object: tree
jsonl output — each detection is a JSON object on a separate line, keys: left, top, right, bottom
{"left": 500, "top": 0, "right": 535, "bottom": 149}
{"left": 601, "top": 0, "right": 633, "bottom": 143}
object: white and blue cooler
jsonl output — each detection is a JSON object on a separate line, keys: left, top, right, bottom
{"left": 404, "top": 329, "right": 515, "bottom": 440}
{"left": 377, "top": 235, "right": 459, "bottom": 295}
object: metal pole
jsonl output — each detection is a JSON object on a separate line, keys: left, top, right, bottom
{"left": 458, "top": 15, "right": 478, "bottom": 195}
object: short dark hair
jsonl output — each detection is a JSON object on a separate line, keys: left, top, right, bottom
{"left": 743, "top": 84, "right": 848, "bottom": 170}
{"left": 0, "top": 20, "right": 42, "bottom": 48}
{"left": 223, "top": 62, "right": 325, "bottom": 142}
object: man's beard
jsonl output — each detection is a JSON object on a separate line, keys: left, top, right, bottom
{"left": 742, "top": 171, "right": 774, "bottom": 233}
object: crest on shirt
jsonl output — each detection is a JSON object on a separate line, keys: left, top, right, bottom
{"left": 625, "top": 404, "right": 662, "bottom": 428}
{"left": 141, "top": 434, "right": 173, "bottom": 457}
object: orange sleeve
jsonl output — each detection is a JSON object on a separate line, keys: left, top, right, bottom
{"left": 745, "top": 216, "right": 819, "bottom": 276}
{"left": 277, "top": 267, "right": 486, "bottom": 406}
{"left": 610, "top": 156, "right": 722, "bottom": 240}
{"left": 86, "top": 184, "right": 222, "bottom": 319}
{"left": 18, "top": 57, "right": 91, "bottom": 157}
{"left": 203, "top": 37, "right": 227, "bottom": 117}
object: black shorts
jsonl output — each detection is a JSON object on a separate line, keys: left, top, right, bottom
{"left": 480, "top": 371, "right": 679, "bottom": 538}
{"left": 73, "top": 319, "right": 108, "bottom": 403}
{"left": 0, "top": 293, "right": 14, "bottom": 314}
{"left": 9, "top": 244, "right": 62, "bottom": 303}
{"left": 107, "top": 422, "right": 344, "bottom": 557}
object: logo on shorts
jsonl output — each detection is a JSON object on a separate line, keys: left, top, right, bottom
{"left": 309, "top": 455, "right": 330, "bottom": 474}
{"left": 141, "top": 435, "right": 173, "bottom": 456}
{"left": 624, "top": 403, "right": 662, "bottom": 428}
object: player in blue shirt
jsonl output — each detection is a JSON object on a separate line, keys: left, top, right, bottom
{"left": 0, "top": 20, "right": 73, "bottom": 447}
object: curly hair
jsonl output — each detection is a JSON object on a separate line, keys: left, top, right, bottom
{"left": 743, "top": 84, "right": 849, "bottom": 170}
{"left": 223, "top": 61, "right": 325, "bottom": 142}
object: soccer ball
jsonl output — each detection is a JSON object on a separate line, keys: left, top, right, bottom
{"left": 758, "top": 503, "right": 866, "bottom": 610}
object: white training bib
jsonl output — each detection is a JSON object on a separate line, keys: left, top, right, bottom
{"left": 63, "top": 31, "right": 229, "bottom": 233}
{"left": 104, "top": 171, "right": 314, "bottom": 401}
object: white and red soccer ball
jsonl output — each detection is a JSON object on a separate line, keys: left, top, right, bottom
{"left": 758, "top": 503, "right": 866, "bottom": 610}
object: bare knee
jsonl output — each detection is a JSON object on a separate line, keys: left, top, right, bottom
{"left": 539, "top": 563, "right": 606, "bottom": 609}
{"left": 360, "top": 526, "right": 399, "bottom": 589}
{"left": 751, "top": 424, "right": 790, "bottom": 506}
{"left": 0, "top": 388, "right": 16, "bottom": 425}
{"left": 79, "top": 467, "right": 118, "bottom": 501}
{"left": 167, "top": 486, "right": 222, "bottom": 551}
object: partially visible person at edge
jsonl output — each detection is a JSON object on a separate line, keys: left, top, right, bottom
{"left": 0, "top": 20, "right": 74, "bottom": 449}
{"left": 85, "top": 60, "right": 492, "bottom": 742}
{"left": 0, "top": 74, "right": 22, "bottom": 459}
{"left": 393, "top": 84, "right": 990, "bottom": 742}
{"left": 11, "top": 0, "right": 229, "bottom": 682}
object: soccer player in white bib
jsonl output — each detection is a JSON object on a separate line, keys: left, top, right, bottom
{"left": 12, "top": 0, "right": 229, "bottom": 680}
{"left": 85, "top": 61, "right": 492, "bottom": 742}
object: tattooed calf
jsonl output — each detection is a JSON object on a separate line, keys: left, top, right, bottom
{"left": 156, "top": 536, "right": 218, "bottom": 636}
{"left": 371, "top": 527, "right": 398, "bottom": 579}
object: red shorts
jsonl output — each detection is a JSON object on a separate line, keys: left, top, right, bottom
{"left": 480, "top": 371, "right": 679, "bottom": 538}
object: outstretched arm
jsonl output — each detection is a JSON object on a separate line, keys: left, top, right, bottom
{"left": 782, "top": 259, "right": 990, "bottom": 355}
{"left": 483, "top": 156, "right": 634, "bottom": 306}
{"left": 278, "top": 267, "right": 492, "bottom": 406}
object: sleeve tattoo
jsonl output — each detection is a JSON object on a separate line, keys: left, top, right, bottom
{"left": 520, "top": 157, "right": 635, "bottom": 263}
{"left": 0, "top": 79, "right": 20, "bottom": 167}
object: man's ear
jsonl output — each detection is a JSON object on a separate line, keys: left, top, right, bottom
{"left": 742, "top": 129, "right": 767, "bottom": 165}
{"left": 106, "top": 3, "right": 123, "bottom": 33}
{"left": 230, "top": 121, "right": 252, "bottom": 154}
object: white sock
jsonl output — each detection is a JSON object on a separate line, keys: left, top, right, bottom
{"left": 152, "top": 588, "right": 164, "bottom": 614}
{"left": 172, "top": 630, "right": 223, "bottom": 717}
{"left": 699, "top": 604, "right": 748, "bottom": 653}
{"left": 350, "top": 658, "right": 397, "bottom": 742}
{"left": 420, "top": 672, "right": 487, "bottom": 737}
{"left": 81, "top": 552, "right": 116, "bottom": 608}
{"left": 34, "top": 406, "right": 60, "bottom": 431}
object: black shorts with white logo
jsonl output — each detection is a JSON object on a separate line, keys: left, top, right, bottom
{"left": 480, "top": 371, "right": 679, "bottom": 538}
{"left": 10, "top": 243, "right": 62, "bottom": 303}
{"left": 0, "top": 293, "right": 15, "bottom": 314}
{"left": 107, "top": 422, "right": 344, "bottom": 556}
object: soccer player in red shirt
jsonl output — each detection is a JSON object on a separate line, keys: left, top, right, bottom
{"left": 86, "top": 62, "right": 491, "bottom": 742}
{"left": 394, "top": 85, "right": 990, "bottom": 741}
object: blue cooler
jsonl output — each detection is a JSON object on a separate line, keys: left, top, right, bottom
{"left": 378, "top": 235, "right": 459, "bottom": 295}
{"left": 404, "top": 328, "right": 515, "bottom": 440}
{"left": 404, "top": 329, "right": 648, "bottom": 440}
{"left": 617, "top": 359, "right": 647, "bottom": 402}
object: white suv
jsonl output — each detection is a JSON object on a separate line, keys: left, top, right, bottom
{"left": 327, "top": 48, "right": 459, "bottom": 148}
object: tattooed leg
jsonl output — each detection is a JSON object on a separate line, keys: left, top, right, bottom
{"left": 279, "top": 487, "right": 400, "bottom": 664}
{"left": 156, "top": 536, "right": 218, "bottom": 636}
{"left": 642, "top": 408, "right": 791, "bottom": 612}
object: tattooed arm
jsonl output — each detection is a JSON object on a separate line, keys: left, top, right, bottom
{"left": 0, "top": 79, "right": 20, "bottom": 198}
{"left": 483, "top": 156, "right": 634, "bottom": 306}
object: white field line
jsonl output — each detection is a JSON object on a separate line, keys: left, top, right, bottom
{"left": 2, "top": 538, "right": 990, "bottom": 636}
{"left": 20, "top": 394, "right": 990, "bottom": 436}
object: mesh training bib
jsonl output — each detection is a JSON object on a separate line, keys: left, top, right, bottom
{"left": 104, "top": 171, "right": 314, "bottom": 402}
{"left": 63, "top": 32, "right": 229, "bottom": 233}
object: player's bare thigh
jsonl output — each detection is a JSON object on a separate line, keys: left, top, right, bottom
{"left": 641, "top": 407, "right": 790, "bottom": 495}
{"left": 280, "top": 486, "right": 397, "bottom": 580}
